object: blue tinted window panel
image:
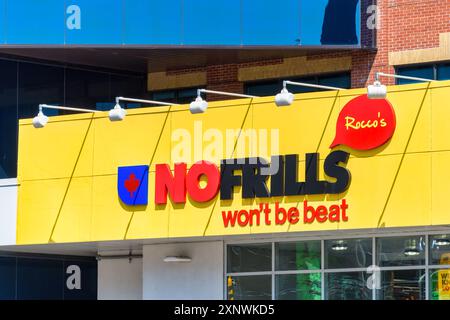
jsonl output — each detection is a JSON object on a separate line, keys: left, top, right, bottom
{"left": 301, "top": 0, "right": 360, "bottom": 46}
{"left": 0, "top": 0, "right": 5, "bottom": 44}
{"left": 17, "top": 258, "right": 64, "bottom": 300}
{"left": 65, "top": 0, "right": 122, "bottom": 45}
{"left": 319, "top": 73, "right": 351, "bottom": 89}
{"left": 396, "top": 66, "right": 434, "bottom": 84}
{"left": 242, "top": 0, "right": 300, "bottom": 46}
{"left": 124, "top": 0, "right": 181, "bottom": 45}
{"left": 183, "top": 0, "right": 240, "bottom": 45}
{"left": 63, "top": 260, "right": 97, "bottom": 300}
{"left": 6, "top": 0, "right": 65, "bottom": 44}
{"left": 438, "top": 64, "right": 450, "bottom": 81}
{"left": 0, "top": 59, "right": 17, "bottom": 179}
{"left": 0, "top": 257, "right": 16, "bottom": 300}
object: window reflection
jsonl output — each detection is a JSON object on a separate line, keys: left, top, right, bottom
{"left": 227, "top": 275, "right": 271, "bottom": 300}
{"left": 429, "top": 234, "right": 450, "bottom": 265}
{"left": 325, "top": 238, "right": 372, "bottom": 269}
{"left": 377, "top": 270, "right": 426, "bottom": 300}
{"left": 377, "top": 236, "right": 426, "bottom": 267}
{"left": 275, "top": 241, "right": 320, "bottom": 271}
{"left": 325, "top": 272, "right": 371, "bottom": 300}
{"left": 276, "top": 273, "right": 321, "bottom": 300}
{"left": 227, "top": 243, "right": 272, "bottom": 273}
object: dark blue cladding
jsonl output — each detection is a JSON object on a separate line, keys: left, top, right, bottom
{"left": 0, "top": 254, "right": 97, "bottom": 300}
{"left": 0, "top": 0, "right": 362, "bottom": 46}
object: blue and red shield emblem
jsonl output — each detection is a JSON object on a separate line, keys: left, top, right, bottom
{"left": 118, "top": 165, "right": 149, "bottom": 206}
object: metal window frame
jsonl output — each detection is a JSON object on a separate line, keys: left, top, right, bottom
{"left": 223, "top": 228, "right": 450, "bottom": 300}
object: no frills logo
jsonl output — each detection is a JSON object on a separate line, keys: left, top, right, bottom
{"left": 330, "top": 95, "right": 396, "bottom": 151}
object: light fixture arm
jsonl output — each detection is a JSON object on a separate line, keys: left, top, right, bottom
{"left": 39, "top": 104, "right": 100, "bottom": 113}
{"left": 197, "top": 89, "right": 258, "bottom": 99}
{"left": 283, "top": 80, "right": 345, "bottom": 91}
{"left": 375, "top": 72, "right": 433, "bottom": 83}
{"left": 115, "top": 96, "right": 180, "bottom": 106}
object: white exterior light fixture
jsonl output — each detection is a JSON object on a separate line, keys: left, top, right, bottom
{"left": 190, "top": 89, "right": 258, "bottom": 114}
{"left": 275, "top": 80, "right": 345, "bottom": 107}
{"left": 368, "top": 72, "right": 434, "bottom": 100}
{"left": 111, "top": 97, "right": 180, "bottom": 121}
{"left": 33, "top": 104, "right": 100, "bottom": 128}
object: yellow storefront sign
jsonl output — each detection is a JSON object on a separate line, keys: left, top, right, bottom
{"left": 16, "top": 81, "right": 450, "bottom": 245}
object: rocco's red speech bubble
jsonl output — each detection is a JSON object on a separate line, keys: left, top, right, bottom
{"left": 330, "top": 95, "right": 396, "bottom": 150}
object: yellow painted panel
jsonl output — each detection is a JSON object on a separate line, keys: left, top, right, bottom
{"left": 90, "top": 175, "right": 133, "bottom": 241}
{"left": 380, "top": 153, "right": 432, "bottom": 228}
{"left": 125, "top": 172, "right": 169, "bottom": 239}
{"left": 252, "top": 94, "right": 339, "bottom": 157}
{"left": 18, "top": 116, "right": 93, "bottom": 181}
{"left": 50, "top": 177, "right": 93, "bottom": 243}
{"left": 92, "top": 108, "right": 171, "bottom": 175}
{"left": 338, "top": 155, "right": 403, "bottom": 230}
{"left": 431, "top": 152, "right": 450, "bottom": 226}
{"left": 431, "top": 87, "right": 450, "bottom": 151}
{"left": 170, "top": 104, "right": 251, "bottom": 166}
{"left": 15, "top": 81, "right": 450, "bottom": 245}
{"left": 17, "top": 178, "right": 69, "bottom": 244}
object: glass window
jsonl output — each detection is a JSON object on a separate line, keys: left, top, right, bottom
{"left": 377, "top": 236, "right": 426, "bottom": 267}
{"left": 275, "top": 273, "right": 321, "bottom": 300}
{"left": 288, "top": 76, "right": 318, "bottom": 94}
{"left": 227, "top": 244, "right": 272, "bottom": 273}
{"left": 319, "top": 73, "right": 351, "bottom": 89}
{"left": 245, "top": 81, "right": 279, "bottom": 97}
{"left": 227, "top": 275, "right": 271, "bottom": 300}
{"left": 275, "top": 241, "right": 320, "bottom": 271}
{"left": 66, "top": 69, "right": 110, "bottom": 113}
{"left": 0, "top": 60, "right": 18, "bottom": 178}
{"left": 18, "top": 62, "right": 64, "bottom": 119}
{"left": 429, "top": 234, "right": 450, "bottom": 265}
{"left": 151, "top": 88, "right": 197, "bottom": 104}
{"left": 429, "top": 268, "right": 450, "bottom": 300}
{"left": 244, "top": 73, "right": 351, "bottom": 97}
{"left": 184, "top": 0, "right": 240, "bottom": 45}
{"left": 325, "top": 238, "right": 372, "bottom": 269}
{"left": 437, "top": 64, "right": 450, "bottom": 81}
{"left": 377, "top": 269, "right": 426, "bottom": 300}
{"left": 153, "top": 90, "right": 176, "bottom": 102}
{"left": 177, "top": 88, "right": 198, "bottom": 104}
{"left": 325, "top": 272, "right": 372, "bottom": 300}
{"left": 396, "top": 65, "right": 434, "bottom": 84}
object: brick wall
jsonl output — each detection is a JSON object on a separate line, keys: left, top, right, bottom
{"left": 151, "top": 0, "right": 450, "bottom": 98}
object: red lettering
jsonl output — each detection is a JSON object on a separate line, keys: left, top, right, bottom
{"left": 288, "top": 207, "right": 299, "bottom": 224}
{"left": 328, "top": 205, "right": 340, "bottom": 222}
{"left": 303, "top": 201, "right": 316, "bottom": 224}
{"left": 222, "top": 210, "right": 238, "bottom": 227}
{"left": 262, "top": 203, "right": 271, "bottom": 225}
{"left": 340, "top": 199, "right": 349, "bottom": 221}
{"left": 249, "top": 209, "right": 261, "bottom": 226}
{"left": 186, "top": 161, "right": 220, "bottom": 202}
{"left": 238, "top": 210, "right": 250, "bottom": 226}
{"left": 316, "top": 206, "right": 328, "bottom": 223}
{"left": 275, "top": 202, "right": 287, "bottom": 225}
{"left": 154, "top": 163, "right": 186, "bottom": 204}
